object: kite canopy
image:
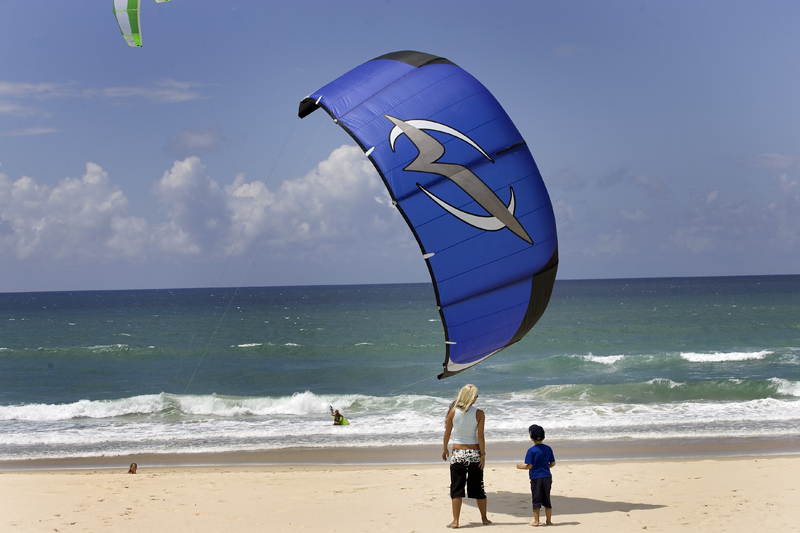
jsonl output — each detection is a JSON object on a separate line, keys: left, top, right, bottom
{"left": 113, "top": 0, "right": 170, "bottom": 47}
{"left": 299, "top": 51, "right": 558, "bottom": 379}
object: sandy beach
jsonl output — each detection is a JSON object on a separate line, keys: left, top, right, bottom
{"left": 3, "top": 446, "right": 799, "bottom": 532}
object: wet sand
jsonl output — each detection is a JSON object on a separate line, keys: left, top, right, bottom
{"left": 2, "top": 435, "right": 799, "bottom": 470}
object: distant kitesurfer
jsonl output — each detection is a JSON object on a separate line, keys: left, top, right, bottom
{"left": 330, "top": 406, "right": 349, "bottom": 426}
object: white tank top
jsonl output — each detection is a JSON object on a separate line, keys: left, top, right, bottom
{"left": 452, "top": 405, "right": 479, "bottom": 445}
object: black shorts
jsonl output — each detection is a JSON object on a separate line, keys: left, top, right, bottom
{"left": 530, "top": 476, "right": 552, "bottom": 509}
{"left": 449, "top": 461, "right": 486, "bottom": 500}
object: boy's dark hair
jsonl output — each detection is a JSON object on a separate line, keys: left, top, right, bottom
{"left": 529, "top": 424, "right": 545, "bottom": 441}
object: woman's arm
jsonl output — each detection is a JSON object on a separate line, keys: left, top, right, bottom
{"left": 476, "top": 408, "right": 486, "bottom": 470}
{"left": 442, "top": 408, "right": 454, "bottom": 461}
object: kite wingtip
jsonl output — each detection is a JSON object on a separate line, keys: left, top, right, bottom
{"left": 298, "top": 97, "right": 319, "bottom": 119}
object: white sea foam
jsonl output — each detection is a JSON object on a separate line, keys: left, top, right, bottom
{"left": 2, "top": 389, "right": 799, "bottom": 461}
{"left": 87, "top": 344, "right": 129, "bottom": 352}
{"left": 646, "top": 378, "right": 683, "bottom": 388}
{"left": 0, "top": 394, "right": 167, "bottom": 421}
{"left": 771, "top": 378, "right": 800, "bottom": 397}
{"left": 680, "top": 350, "right": 772, "bottom": 362}
{"left": 236, "top": 343, "right": 262, "bottom": 348}
{"left": 582, "top": 354, "right": 625, "bottom": 365}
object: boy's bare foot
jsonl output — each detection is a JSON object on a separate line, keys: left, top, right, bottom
{"left": 545, "top": 520, "right": 553, "bottom": 525}
{"left": 447, "top": 521, "right": 459, "bottom": 528}
{"left": 530, "top": 520, "right": 540, "bottom": 527}
{"left": 482, "top": 517, "right": 492, "bottom": 525}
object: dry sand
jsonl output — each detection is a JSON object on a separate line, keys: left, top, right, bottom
{"left": 3, "top": 453, "right": 799, "bottom": 532}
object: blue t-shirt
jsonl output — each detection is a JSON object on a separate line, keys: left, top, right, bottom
{"left": 524, "top": 443, "right": 555, "bottom": 480}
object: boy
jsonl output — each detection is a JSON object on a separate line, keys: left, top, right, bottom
{"left": 516, "top": 424, "right": 555, "bottom": 526}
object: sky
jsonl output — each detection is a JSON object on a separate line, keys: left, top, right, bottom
{"left": 1, "top": 0, "right": 798, "bottom": 293}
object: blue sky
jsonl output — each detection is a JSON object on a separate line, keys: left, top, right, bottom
{"left": 1, "top": 0, "right": 798, "bottom": 292}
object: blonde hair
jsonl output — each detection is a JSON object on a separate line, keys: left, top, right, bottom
{"left": 453, "top": 384, "right": 478, "bottom": 413}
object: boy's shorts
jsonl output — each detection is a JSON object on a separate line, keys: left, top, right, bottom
{"left": 530, "top": 476, "right": 552, "bottom": 509}
{"left": 449, "top": 461, "right": 486, "bottom": 499}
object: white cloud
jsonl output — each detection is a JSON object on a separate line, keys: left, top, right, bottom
{"left": 550, "top": 167, "right": 586, "bottom": 192}
{"left": 752, "top": 153, "right": 799, "bottom": 168}
{"left": 0, "top": 81, "right": 87, "bottom": 119}
{"left": 0, "top": 145, "right": 411, "bottom": 272}
{"left": 0, "top": 101, "right": 40, "bottom": 117}
{"left": 1, "top": 126, "right": 59, "bottom": 137}
{"left": 670, "top": 226, "right": 718, "bottom": 254}
{"left": 666, "top": 183, "right": 800, "bottom": 256}
{"left": 632, "top": 173, "right": 668, "bottom": 197}
{"left": 583, "top": 232, "right": 626, "bottom": 256}
{"left": 551, "top": 197, "right": 575, "bottom": 230}
{"left": 103, "top": 79, "right": 206, "bottom": 104}
{"left": 106, "top": 215, "right": 149, "bottom": 259}
{"left": 152, "top": 156, "right": 231, "bottom": 254}
{"left": 0, "top": 78, "right": 204, "bottom": 121}
{"left": 0, "top": 81, "right": 82, "bottom": 99}
{"left": 618, "top": 208, "right": 648, "bottom": 222}
{"left": 167, "top": 127, "right": 225, "bottom": 156}
{"left": 259, "top": 144, "right": 405, "bottom": 249}
{"left": 145, "top": 146, "right": 406, "bottom": 259}
{"left": 1, "top": 78, "right": 206, "bottom": 142}
{"left": 597, "top": 167, "right": 628, "bottom": 189}
{"left": 0, "top": 163, "right": 134, "bottom": 260}
{"left": 778, "top": 173, "right": 798, "bottom": 194}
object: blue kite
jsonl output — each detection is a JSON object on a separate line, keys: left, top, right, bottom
{"left": 299, "top": 51, "right": 558, "bottom": 378}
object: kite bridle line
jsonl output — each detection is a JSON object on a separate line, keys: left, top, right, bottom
{"left": 385, "top": 373, "right": 439, "bottom": 396}
{"left": 136, "top": 53, "right": 254, "bottom": 387}
{"left": 182, "top": 117, "right": 328, "bottom": 394}
{"left": 130, "top": 13, "right": 315, "bottom": 392}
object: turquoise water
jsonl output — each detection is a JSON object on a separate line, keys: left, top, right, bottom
{"left": 1, "top": 276, "right": 798, "bottom": 460}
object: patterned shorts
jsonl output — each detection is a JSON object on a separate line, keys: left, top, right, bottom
{"left": 449, "top": 448, "right": 482, "bottom": 464}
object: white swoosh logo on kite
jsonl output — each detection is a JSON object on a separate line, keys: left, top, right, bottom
{"left": 418, "top": 184, "right": 516, "bottom": 231}
{"left": 389, "top": 119, "right": 493, "bottom": 162}
{"left": 385, "top": 115, "right": 532, "bottom": 244}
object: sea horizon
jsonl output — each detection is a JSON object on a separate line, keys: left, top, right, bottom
{"left": 3, "top": 272, "right": 798, "bottom": 295}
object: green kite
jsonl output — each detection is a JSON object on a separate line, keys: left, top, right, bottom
{"left": 113, "top": 0, "right": 170, "bottom": 47}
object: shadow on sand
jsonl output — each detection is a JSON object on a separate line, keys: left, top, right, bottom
{"left": 457, "top": 492, "right": 665, "bottom": 527}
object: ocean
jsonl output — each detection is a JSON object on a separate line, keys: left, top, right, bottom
{"left": 1, "top": 276, "right": 798, "bottom": 462}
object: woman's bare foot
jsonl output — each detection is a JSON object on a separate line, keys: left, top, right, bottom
{"left": 447, "top": 521, "right": 459, "bottom": 528}
{"left": 482, "top": 517, "right": 492, "bottom": 525}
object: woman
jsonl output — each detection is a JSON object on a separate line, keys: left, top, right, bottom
{"left": 442, "top": 384, "right": 490, "bottom": 528}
